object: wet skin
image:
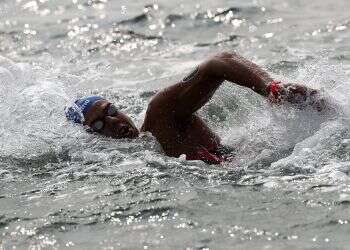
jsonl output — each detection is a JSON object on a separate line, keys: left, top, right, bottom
{"left": 84, "top": 52, "right": 322, "bottom": 164}
{"left": 142, "top": 52, "right": 273, "bottom": 161}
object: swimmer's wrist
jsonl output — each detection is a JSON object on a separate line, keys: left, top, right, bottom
{"left": 252, "top": 75, "right": 274, "bottom": 96}
{"left": 266, "top": 80, "right": 284, "bottom": 103}
{"left": 266, "top": 80, "right": 282, "bottom": 90}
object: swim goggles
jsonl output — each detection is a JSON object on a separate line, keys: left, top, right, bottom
{"left": 89, "top": 103, "right": 119, "bottom": 132}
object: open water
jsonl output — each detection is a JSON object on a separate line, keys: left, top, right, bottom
{"left": 0, "top": 0, "right": 350, "bottom": 249}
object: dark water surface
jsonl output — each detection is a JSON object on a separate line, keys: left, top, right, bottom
{"left": 0, "top": 0, "right": 350, "bottom": 249}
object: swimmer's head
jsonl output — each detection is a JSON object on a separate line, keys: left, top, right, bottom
{"left": 65, "top": 96, "right": 139, "bottom": 139}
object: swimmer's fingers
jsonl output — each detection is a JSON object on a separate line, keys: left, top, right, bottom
{"left": 282, "top": 83, "right": 319, "bottom": 104}
{"left": 286, "top": 87, "right": 333, "bottom": 112}
{"left": 284, "top": 83, "right": 317, "bottom": 96}
{"left": 268, "top": 82, "right": 332, "bottom": 112}
{"left": 311, "top": 97, "right": 327, "bottom": 112}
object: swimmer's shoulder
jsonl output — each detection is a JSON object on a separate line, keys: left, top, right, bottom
{"left": 142, "top": 67, "right": 205, "bottom": 131}
{"left": 146, "top": 84, "right": 183, "bottom": 116}
{"left": 141, "top": 88, "right": 173, "bottom": 131}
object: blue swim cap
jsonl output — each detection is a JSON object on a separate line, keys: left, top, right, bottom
{"left": 65, "top": 96, "right": 105, "bottom": 124}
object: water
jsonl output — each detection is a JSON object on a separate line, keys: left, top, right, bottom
{"left": 0, "top": 0, "right": 350, "bottom": 249}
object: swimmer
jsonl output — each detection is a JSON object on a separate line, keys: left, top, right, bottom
{"left": 66, "top": 52, "right": 328, "bottom": 164}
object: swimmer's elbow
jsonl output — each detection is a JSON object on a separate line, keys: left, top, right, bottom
{"left": 201, "top": 58, "right": 225, "bottom": 79}
{"left": 202, "top": 51, "right": 238, "bottom": 79}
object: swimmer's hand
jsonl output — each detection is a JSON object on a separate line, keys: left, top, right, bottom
{"left": 266, "top": 82, "right": 328, "bottom": 111}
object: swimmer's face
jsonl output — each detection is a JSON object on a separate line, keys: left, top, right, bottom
{"left": 84, "top": 100, "right": 139, "bottom": 139}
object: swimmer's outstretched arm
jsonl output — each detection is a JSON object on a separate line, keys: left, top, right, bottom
{"left": 203, "top": 51, "right": 273, "bottom": 96}
{"left": 196, "top": 52, "right": 326, "bottom": 108}
{"left": 161, "top": 51, "right": 273, "bottom": 119}
{"left": 160, "top": 51, "right": 326, "bottom": 120}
